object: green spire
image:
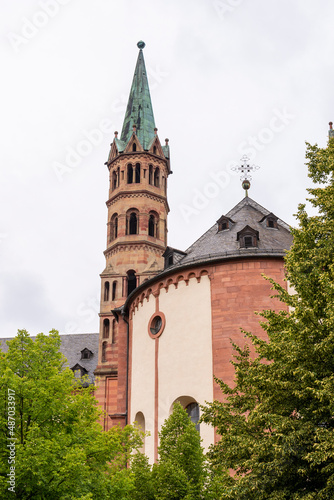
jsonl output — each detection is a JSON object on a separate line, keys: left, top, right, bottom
{"left": 120, "top": 41, "right": 156, "bottom": 150}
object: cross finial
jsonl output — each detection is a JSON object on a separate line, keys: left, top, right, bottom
{"left": 231, "top": 155, "right": 260, "bottom": 197}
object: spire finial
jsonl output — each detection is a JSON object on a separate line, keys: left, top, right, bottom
{"left": 231, "top": 155, "right": 260, "bottom": 197}
{"left": 137, "top": 41, "right": 145, "bottom": 49}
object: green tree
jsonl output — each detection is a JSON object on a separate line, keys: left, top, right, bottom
{"left": 0, "top": 329, "right": 141, "bottom": 499}
{"left": 152, "top": 402, "right": 207, "bottom": 499}
{"left": 129, "top": 452, "right": 155, "bottom": 500}
{"left": 201, "top": 138, "right": 334, "bottom": 499}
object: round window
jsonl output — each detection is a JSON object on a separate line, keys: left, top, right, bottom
{"left": 148, "top": 312, "right": 165, "bottom": 339}
{"left": 150, "top": 315, "right": 162, "bottom": 335}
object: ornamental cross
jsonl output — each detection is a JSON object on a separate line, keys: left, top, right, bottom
{"left": 231, "top": 155, "right": 260, "bottom": 196}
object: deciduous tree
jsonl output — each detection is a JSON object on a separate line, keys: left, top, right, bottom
{"left": 0, "top": 329, "right": 141, "bottom": 499}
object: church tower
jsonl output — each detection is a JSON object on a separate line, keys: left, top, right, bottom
{"left": 94, "top": 42, "right": 171, "bottom": 429}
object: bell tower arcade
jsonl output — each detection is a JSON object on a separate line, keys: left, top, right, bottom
{"left": 94, "top": 42, "right": 171, "bottom": 429}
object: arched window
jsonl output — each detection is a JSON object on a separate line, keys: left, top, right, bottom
{"left": 149, "top": 165, "right": 153, "bottom": 185}
{"left": 154, "top": 167, "right": 160, "bottom": 187}
{"left": 117, "top": 167, "right": 120, "bottom": 187}
{"left": 132, "top": 143, "right": 137, "bottom": 152}
{"left": 129, "top": 212, "right": 138, "bottom": 235}
{"left": 104, "top": 281, "right": 110, "bottom": 301}
{"left": 110, "top": 214, "right": 118, "bottom": 241}
{"left": 112, "top": 281, "right": 117, "bottom": 301}
{"left": 127, "top": 164, "right": 133, "bottom": 184}
{"left": 102, "top": 341, "right": 107, "bottom": 362}
{"left": 135, "top": 411, "right": 145, "bottom": 453}
{"left": 103, "top": 319, "right": 110, "bottom": 338}
{"left": 186, "top": 402, "right": 200, "bottom": 432}
{"left": 148, "top": 212, "right": 158, "bottom": 238}
{"left": 148, "top": 215, "right": 155, "bottom": 237}
{"left": 127, "top": 270, "right": 137, "bottom": 296}
{"left": 112, "top": 319, "right": 116, "bottom": 344}
{"left": 112, "top": 170, "right": 117, "bottom": 190}
{"left": 135, "top": 163, "right": 140, "bottom": 183}
{"left": 153, "top": 145, "right": 157, "bottom": 155}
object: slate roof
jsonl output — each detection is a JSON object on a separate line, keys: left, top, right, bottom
{"left": 0, "top": 333, "right": 99, "bottom": 384}
{"left": 165, "top": 197, "right": 293, "bottom": 271}
{"left": 58, "top": 333, "right": 99, "bottom": 384}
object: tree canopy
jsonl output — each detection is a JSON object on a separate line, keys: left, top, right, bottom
{"left": 201, "top": 138, "right": 334, "bottom": 499}
{"left": 0, "top": 329, "right": 142, "bottom": 499}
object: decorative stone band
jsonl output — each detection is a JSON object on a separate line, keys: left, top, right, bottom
{"left": 106, "top": 190, "right": 169, "bottom": 211}
{"left": 93, "top": 367, "right": 117, "bottom": 376}
{"left": 103, "top": 242, "right": 165, "bottom": 259}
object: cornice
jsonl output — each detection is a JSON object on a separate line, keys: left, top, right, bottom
{"left": 104, "top": 240, "right": 166, "bottom": 258}
{"left": 94, "top": 366, "right": 118, "bottom": 377}
{"left": 106, "top": 190, "right": 170, "bottom": 212}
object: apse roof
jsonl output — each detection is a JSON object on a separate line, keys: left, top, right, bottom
{"left": 165, "top": 197, "right": 293, "bottom": 269}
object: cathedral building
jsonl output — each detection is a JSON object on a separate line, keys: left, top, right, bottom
{"left": 93, "top": 42, "right": 293, "bottom": 463}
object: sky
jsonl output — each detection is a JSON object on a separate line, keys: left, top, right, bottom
{"left": 1, "top": 0, "right": 334, "bottom": 338}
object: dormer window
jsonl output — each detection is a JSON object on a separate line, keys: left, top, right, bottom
{"left": 71, "top": 363, "right": 88, "bottom": 377}
{"left": 162, "top": 246, "right": 187, "bottom": 269}
{"left": 237, "top": 226, "right": 259, "bottom": 249}
{"left": 259, "top": 213, "right": 278, "bottom": 229}
{"left": 81, "top": 348, "right": 93, "bottom": 360}
{"left": 217, "top": 215, "right": 234, "bottom": 232}
{"left": 267, "top": 217, "right": 278, "bottom": 229}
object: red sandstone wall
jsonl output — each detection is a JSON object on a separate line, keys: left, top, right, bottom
{"left": 95, "top": 315, "right": 129, "bottom": 431}
{"left": 210, "top": 258, "right": 288, "bottom": 400}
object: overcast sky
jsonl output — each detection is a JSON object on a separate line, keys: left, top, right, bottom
{"left": 1, "top": 0, "right": 334, "bottom": 338}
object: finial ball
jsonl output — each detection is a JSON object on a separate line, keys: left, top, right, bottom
{"left": 137, "top": 41, "right": 145, "bottom": 49}
{"left": 242, "top": 179, "right": 251, "bottom": 191}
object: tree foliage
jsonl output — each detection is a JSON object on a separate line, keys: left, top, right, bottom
{"left": 152, "top": 402, "right": 206, "bottom": 499}
{"left": 201, "top": 138, "right": 334, "bottom": 499}
{"left": 0, "top": 329, "right": 141, "bottom": 499}
{"left": 128, "top": 403, "right": 211, "bottom": 499}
